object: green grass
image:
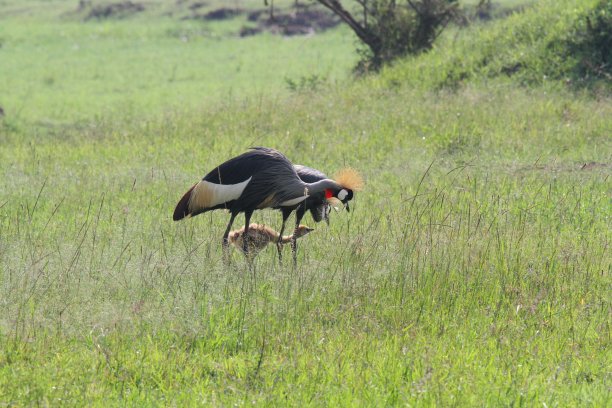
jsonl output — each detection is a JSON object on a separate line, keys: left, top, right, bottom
{"left": 0, "top": 0, "right": 610, "bottom": 406}
{"left": 0, "top": 1, "right": 357, "bottom": 125}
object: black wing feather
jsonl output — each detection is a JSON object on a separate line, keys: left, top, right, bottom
{"left": 202, "top": 148, "right": 284, "bottom": 184}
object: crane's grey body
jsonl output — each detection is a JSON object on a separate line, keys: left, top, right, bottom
{"left": 175, "top": 147, "right": 308, "bottom": 219}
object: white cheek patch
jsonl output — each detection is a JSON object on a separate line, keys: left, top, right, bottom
{"left": 338, "top": 189, "right": 348, "bottom": 201}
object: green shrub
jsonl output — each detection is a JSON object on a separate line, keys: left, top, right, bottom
{"left": 376, "top": 0, "right": 611, "bottom": 91}
{"left": 357, "top": 0, "right": 459, "bottom": 71}
{"left": 319, "top": 0, "right": 459, "bottom": 72}
{"left": 564, "top": 0, "right": 612, "bottom": 84}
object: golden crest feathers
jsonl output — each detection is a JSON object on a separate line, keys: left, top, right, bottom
{"left": 334, "top": 167, "right": 364, "bottom": 191}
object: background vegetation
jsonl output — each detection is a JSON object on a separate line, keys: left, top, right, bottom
{"left": 0, "top": 0, "right": 609, "bottom": 405}
{"left": 377, "top": 0, "right": 612, "bottom": 89}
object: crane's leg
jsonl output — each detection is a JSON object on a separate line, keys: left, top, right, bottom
{"left": 291, "top": 204, "right": 306, "bottom": 266}
{"left": 222, "top": 212, "right": 237, "bottom": 247}
{"left": 276, "top": 209, "right": 291, "bottom": 263}
{"left": 242, "top": 211, "right": 253, "bottom": 255}
{"left": 222, "top": 212, "right": 237, "bottom": 264}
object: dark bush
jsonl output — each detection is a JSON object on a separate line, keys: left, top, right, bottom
{"left": 566, "top": 0, "right": 612, "bottom": 82}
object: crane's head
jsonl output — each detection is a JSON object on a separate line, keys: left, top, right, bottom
{"left": 326, "top": 168, "right": 364, "bottom": 212}
{"left": 325, "top": 188, "right": 354, "bottom": 211}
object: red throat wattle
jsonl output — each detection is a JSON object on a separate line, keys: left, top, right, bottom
{"left": 325, "top": 189, "right": 333, "bottom": 199}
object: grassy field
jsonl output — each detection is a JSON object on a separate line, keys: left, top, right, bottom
{"left": 0, "top": 0, "right": 357, "bottom": 124}
{"left": 1, "top": 0, "right": 610, "bottom": 406}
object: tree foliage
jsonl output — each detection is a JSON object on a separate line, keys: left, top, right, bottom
{"left": 566, "top": 0, "right": 612, "bottom": 82}
{"left": 317, "top": 0, "right": 459, "bottom": 71}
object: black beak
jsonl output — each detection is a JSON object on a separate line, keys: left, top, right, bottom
{"left": 345, "top": 202, "right": 350, "bottom": 212}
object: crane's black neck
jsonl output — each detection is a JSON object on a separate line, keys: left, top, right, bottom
{"left": 305, "top": 179, "right": 342, "bottom": 194}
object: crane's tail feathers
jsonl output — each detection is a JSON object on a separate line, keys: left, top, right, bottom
{"left": 173, "top": 183, "right": 197, "bottom": 221}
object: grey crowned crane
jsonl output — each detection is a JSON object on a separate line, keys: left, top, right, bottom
{"left": 172, "top": 147, "right": 362, "bottom": 259}
{"left": 274, "top": 164, "right": 363, "bottom": 262}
